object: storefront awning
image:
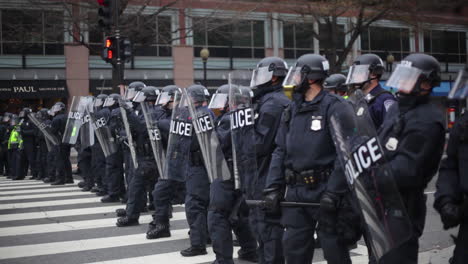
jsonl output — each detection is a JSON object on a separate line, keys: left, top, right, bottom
{"left": 0, "top": 80, "right": 68, "bottom": 99}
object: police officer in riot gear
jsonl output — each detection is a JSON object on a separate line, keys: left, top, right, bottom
{"left": 264, "top": 54, "right": 352, "bottom": 264}
{"left": 101, "top": 93, "right": 125, "bottom": 201}
{"left": 16, "top": 107, "right": 37, "bottom": 180}
{"left": 347, "top": 53, "right": 396, "bottom": 128}
{"left": 35, "top": 108, "right": 50, "bottom": 181}
{"left": 178, "top": 84, "right": 212, "bottom": 256}
{"left": 378, "top": 53, "right": 446, "bottom": 263}
{"left": 324, "top": 73, "right": 348, "bottom": 98}
{"left": 116, "top": 86, "right": 160, "bottom": 226}
{"left": 208, "top": 84, "right": 258, "bottom": 263}
{"left": 42, "top": 110, "right": 58, "bottom": 183}
{"left": 0, "top": 113, "right": 12, "bottom": 176}
{"left": 49, "top": 102, "right": 73, "bottom": 185}
{"left": 434, "top": 67, "right": 468, "bottom": 264}
{"left": 8, "top": 114, "right": 21, "bottom": 179}
{"left": 249, "top": 56, "right": 290, "bottom": 264}
{"left": 147, "top": 85, "right": 186, "bottom": 239}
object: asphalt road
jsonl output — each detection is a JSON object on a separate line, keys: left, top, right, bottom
{"left": 0, "top": 174, "right": 457, "bottom": 264}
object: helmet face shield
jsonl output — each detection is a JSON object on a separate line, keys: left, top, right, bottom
{"left": 103, "top": 97, "right": 117, "bottom": 107}
{"left": 282, "top": 66, "right": 303, "bottom": 88}
{"left": 386, "top": 64, "right": 422, "bottom": 94}
{"left": 156, "top": 92, "right": 172, "bottom": 106}
{"left": 250, "top": 66, "right": 273, "bottom": 87}
{"left": 94, "top": 98, "right": 104, "bottom": 108}
{"left": 132, "top": 91, "right": 146, "bottom": 103}
{"left": 208, "top": 93, "right": 228, "bottom": 110}
{"left": 125, "top": 88, "right": 138, "bottom": 100}
{"left": 345, "top": 65, "right": 370, "bottom": 85}
{"left": 448, "top": 69, "right": 468, "bottom": 99}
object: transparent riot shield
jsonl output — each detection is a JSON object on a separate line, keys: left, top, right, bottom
{"left": 184, "top": 89, "right": 231, "bottom": 183}
{"left": 87, "top": 104, "right": 117, "bottom": 158}
{"left": 28, "top": 113, "right": 60, "bottom": 146}
{"left": 141, "top": 101, "right": 166, "bottom": 178}
{"left": 162, "top": 89, "right": 192, "bottom": 182}
{"left": 62, "top": 96, "right": 87, "bottom": 144}
{"left": 228, "top": 70, "right": 257, "bottom": 190}
{"left": 329, "top": 90, "right": 412, "bottom": 261}
{"left": 118, "top": 99, "right": 139, "bottom": 169}
{"left": 80, "top": 97, "right": 95, "bottom": 150}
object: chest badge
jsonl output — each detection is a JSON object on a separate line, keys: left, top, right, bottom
{"left": 311, "top": 116, "right": 322, "bottom": 131}
{"left": 356, "top": 107, "right": 364, "bottom": 116}
{"left": 385, "top": 137, "right": 398, "bottom": 151}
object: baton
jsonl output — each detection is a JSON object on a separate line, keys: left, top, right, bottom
{"left": 246, "top": 200, "right": 320, "bottom": 207}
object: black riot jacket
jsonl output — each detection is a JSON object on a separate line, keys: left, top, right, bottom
{"left": 435, "top": 112, "right": 468, "bottom": 210}
{"left": 266, "top": 89, "right": 351, "bottom": 198}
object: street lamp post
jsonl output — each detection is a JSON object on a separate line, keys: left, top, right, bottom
{"left": 200, "top": 48, "right": 210, "bottom": 87}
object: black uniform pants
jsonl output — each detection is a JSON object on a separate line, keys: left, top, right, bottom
{"left": 36, "top": 141, "right": 48, "bottom": 179}
{"left": 152, "top": 179, "right": 185, "bottom": 224}
{"left": 91, "top": 144, "right": 106, "bottom": 190}
{"left": 78, "top": 148, "right": 93, "bottom": 188}
{"left": 0, "top": 144, "right": 8, "bottom": 175}
{"left": 56, "top": 144, "right": 72, "bottom": 182}
{"left": 106, "top": 147, "right": 125, "bottom": 198}
{"left": 47, "top": 145, "right": 58, "bottom": 181}
{"left": 16, "top": 141, "right": 36, "bottom": 178}
{"left": 125, "top": 157, "right": 156, "bottom": 220}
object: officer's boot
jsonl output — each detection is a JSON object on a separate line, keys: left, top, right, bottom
{"left": 115, "top": 208, "right": 127, "bottom": 217}
{"left": 116, "top": 216, "right": 139, "bottom": 227}
{"left": 146, "top": 222, "right": 171, "bottom": 239}
{"left": 180, "top": 246, "right": 207, "bottom": 257}
{"left": 101, "top": 195, "right": 120, "bottom": 203}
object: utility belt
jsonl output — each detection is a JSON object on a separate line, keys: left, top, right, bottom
{"left": 189, "top": 150, "right": 204, "bottom": 167}
{"left": 136, "top": 142, "right": 152, "bottom": 157}
{"left": 285, "top": 166, "right": 333, "bottom": 188}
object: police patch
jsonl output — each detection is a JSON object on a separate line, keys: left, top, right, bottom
{"left": 311, "top": 116, "right": 322, "bottom": 131}
{"left": 384, "top": 100, "right": 395, "bottom": 112}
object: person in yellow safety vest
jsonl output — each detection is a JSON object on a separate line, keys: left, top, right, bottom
{"left": 7, "top": 114, "right": 22, "bottom": 179}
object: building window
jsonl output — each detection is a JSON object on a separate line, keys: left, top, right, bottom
{"left": 283, "top": 22, "right": 314, "bottom": 59}
{"left": 424, "top": 30, "right": 466, "bottom": 64}
{"left": 1, "top": 9, "right": 64, "bottom": 55}
{"left": 360, "top": 26, "right": 410, "bottom": 61}
{"left": 88, "top": 14, "right": 172, "bottom": 57}
{"left": 193, "top": 18, "right": 265, "bottom": 58}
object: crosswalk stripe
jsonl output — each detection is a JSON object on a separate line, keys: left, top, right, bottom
{"left": 0, "top": 184, "right": 76, "bottom": 191}
{"left": 0, "top": 191, "right": 92, "bottom": 201}
{"left": 85, "top": 247, "right": 227, "bottom": 264}
{"left": 0, "top": 197, "right": 101, "bottom": 210}
{"left": 0, "top": 212, "right": 186, "bottom": 236}
{"left": 0, "top": 205, "right": 124, "bottom": 222}
{"left": 0, "top": 179, "right": 40, "bottom": 183}
{"left": 0, "top": 187, "right": 81, "bottom": 195}
{"left": 0, "top": 181, "right": 44, "bottom": 186}
{"left": 0, "top": 228, "right": 190, "bottom": 260}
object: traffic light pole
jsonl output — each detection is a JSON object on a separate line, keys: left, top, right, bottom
{"left": 111, "top": 0, "right": 124, "bottom": 93}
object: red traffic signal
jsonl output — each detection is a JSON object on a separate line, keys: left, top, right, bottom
{"left": 101, "top": 36, "right": 116, "bottom": 63}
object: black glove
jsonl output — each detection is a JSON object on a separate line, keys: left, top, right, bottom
{"left": 263, "top": 187, "right": 282, "bottom": 214}
{"left": 320, "top": 191, "right": 340, "bottom": 212}
{"left": 318, "top": 191, "right": 340, "bottom": 235}
{"left": 440, "top": 203, "right": 461, "bottom": 230}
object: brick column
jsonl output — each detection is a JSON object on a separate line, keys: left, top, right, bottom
{"left": 65, "top": 45, "right": 89, "bottom": 106}
{"left": 172, "top": 45, "right": 194, "bottom": 87}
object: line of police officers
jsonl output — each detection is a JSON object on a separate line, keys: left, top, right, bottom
{"left": 2, "top": 52, "right": 467, "bottom": 264}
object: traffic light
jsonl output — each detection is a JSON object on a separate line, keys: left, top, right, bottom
{"left": 101, "top": 36, "right": 116, "bottom": 63}
{"left": 97, "top": 0, "right": 113, "bottom": 30}
{"left": 120, "top": 37, "right": 132, "bottom": 62}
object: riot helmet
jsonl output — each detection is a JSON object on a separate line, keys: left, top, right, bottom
{"left": 209, "top": 84, "right": 230, "bottom": 110}
{"left": 133, "top": 86, "right": 160, "bottom": 103}
{"left": 94, "top": 94, "right": 108, "bottom": 108}
{"left": 283, "top": 54, "right": 329, "bottom": 93}
{"left": 18, "top": 107, "right": 32, "bottom": 118}
{"left": 346, "top": 53, "right": 384, "bottom": 87}
{"left": 324, "top": 74, "right": 348, "bottom": 96}
{"left": 2, "top": 112, "right": 12, "bottom": 123}
{"left": 187, "top": 84, "right": 210, "bottom": 105}
{"left": 156, "top": 85, "right": 181, "bottom": 106}
{"left": 10, "top": 114, "right": 19, "bottom": 126}
{"left": 50, "top": 102, "right": 66, "bottom": 116}
{"left": 448, "top": 66, "right": 468, "bottom": 99}
{"left": 103, "top": 93, "right": 121, "bottom": 108}
{"left": 125, "top": 81, "right": 146, "bottom": 100}
{"left": 251, "top": 57, "right": 288, "bottom": 87}
{"left": 386, "top": 53, "right": 441, "bottom": 95}
{"left": 36, "top": 108, "right": 49, "bottom": 120}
